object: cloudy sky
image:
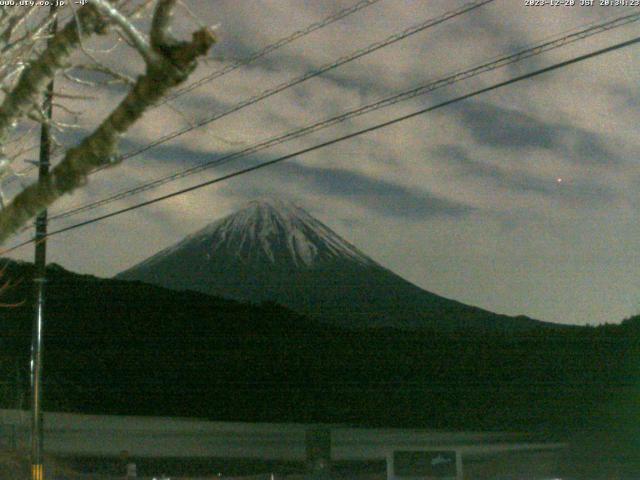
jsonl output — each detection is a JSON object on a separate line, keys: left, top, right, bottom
{"left": 3, "top": 0, "right": 640, "bottom": 326}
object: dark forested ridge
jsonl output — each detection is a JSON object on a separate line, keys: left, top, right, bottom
{"left": 0, "top": 259, "right": 637, "bottom": 437}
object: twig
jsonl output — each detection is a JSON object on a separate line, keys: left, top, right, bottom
{"left": 0, "top": 1, "right": 216, "bottom": 243}
{"left": 0, "top": 5, "right": 108, "bottom": 145}
{"left": 90, "top": 0, "right": 158, "bottom": 64}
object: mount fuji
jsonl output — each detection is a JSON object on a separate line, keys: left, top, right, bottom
{"left": 117, "top": 198, "right": 549, "bottom": 332}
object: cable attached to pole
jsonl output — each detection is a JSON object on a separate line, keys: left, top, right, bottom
{"left": 3, "top": 34, "right": 639, "bottom": 256}
{"left": 39, "top": 34, "right": 640, "bottom": 242}
{"left": 47, "top": 10, "right": 640, "bottom": 223}
{"left": 30, "top": 4, "right": 57, "bottom": 480}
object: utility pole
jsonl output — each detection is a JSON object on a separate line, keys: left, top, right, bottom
{"left": 31, "top": 5, "right": 57, "bottom": 480}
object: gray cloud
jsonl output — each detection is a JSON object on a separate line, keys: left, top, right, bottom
{"left": 274, "top": 161, "right": 474, "bottom": 220}
{"left": 440, "top": 6, "right": 549, "bottom": 76}
{"left": 120, "top": 139, "right": 207, "bottom": 166}
{"left": 433, "top": 144, "right": 616, "bottom": 205}
{"left": 610, "top": 84, "right": 640, "bottom": 110}
{"left": 106, "top": 138, "right": 475, "bottom": 221}
{"left": 455, "top": 101, "right": 557, "bottom": 149}
{"left": 453, "top": 101, "right": 623, "bottom": 165}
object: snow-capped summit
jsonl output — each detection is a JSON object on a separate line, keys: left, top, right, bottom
{"left": 117, "top": 198, "right": 548, "bottom": 332}
{"left": 176, "top": 197, "right": 375, "bottom": 268}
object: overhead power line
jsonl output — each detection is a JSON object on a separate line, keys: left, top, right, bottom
{"left": 157, "top": 0, "right": 384, "bottom": 107}
{"left": 4, "top": 0, "right": 383, "bottom": 183}
{"left": 4, "top": 33, "right": 638, "bottom": 255}
{"left": 7, "top": 0, "right": 493, "bottom": 194}
{"left": 95, "top": 0, "right": 495, "bottom": 170}
{"left": 48, "top": 11, "right": 640, "bottom": 222}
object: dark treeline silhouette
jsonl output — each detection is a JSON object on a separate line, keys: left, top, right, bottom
{"left": 0, "top": 259, "right": 637, "bottom": 440}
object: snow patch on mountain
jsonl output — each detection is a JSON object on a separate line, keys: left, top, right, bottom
{"left": 134, "top": 198, "right": 376, "bottom": 269}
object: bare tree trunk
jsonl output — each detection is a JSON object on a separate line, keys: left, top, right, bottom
{"left": 0, "top": 1, "right": 216, "bottom": 244}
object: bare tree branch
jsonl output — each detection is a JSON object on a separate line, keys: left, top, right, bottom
{"left": 0, "top": 5, "right": 108, "bottom": 147}
{"left": 66, "top": 63, "right": 136, "bottom": 86}
{"left": 89, "top": 0, "right": 159, "bottom": 64}
{"left": 0, "top": 1, "right": 216, "bottom": 244}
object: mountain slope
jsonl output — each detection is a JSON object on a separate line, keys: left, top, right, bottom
{"left": 0, "top": 259, "right": 630, "bottom": 432}
{"left": 117, "top": 198, "right": 550, "bottom": 332}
